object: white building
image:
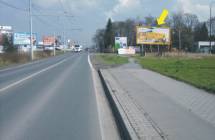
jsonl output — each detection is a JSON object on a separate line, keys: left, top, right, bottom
{"left": 0, "top": 26, "right": 13, "bottom": 34}
{"left": 197, "top": 41, "right": 215, "bottom": 53}
{"left": 0, "top": 26, "right": 13, "bottom": 53}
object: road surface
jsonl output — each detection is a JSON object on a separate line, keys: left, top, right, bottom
{"left": 0, "top": 53, "right": 102, "bottom": 140}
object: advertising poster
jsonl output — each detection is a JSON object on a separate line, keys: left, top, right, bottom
{"left": 43, "top": 36, "right": 55, "bottom": 46}
{"left": 115, "top": 37, "right": 127, "bottom": 49}
{"left": 13, "top": 32, "right": 37, "bottom": 45}
{"left": 118, "top": 47, "right": 136, "bottom": 55}
{"left": 136, "top": 26, "right": 170, "bottom": 45}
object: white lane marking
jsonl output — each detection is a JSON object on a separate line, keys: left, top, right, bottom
{"left": 88, "top": 54, "right": 94, "bottom": 69}
{"left": 88, "top": 54, "right": 105, "bottom": 140}
{"left": 0, "top": 59, "right": 67, "bottom": 93}
{"left": 1, "top": 58, "right": 76, "bottom": 140}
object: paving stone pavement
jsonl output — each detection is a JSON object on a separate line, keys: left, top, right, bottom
{"left": 101, "top": 63, "right": 215, "bottom": 140}
{"left": 101, "top": 70, "right": 164, "bottom": 140}
{"left": 128, "top": 69, "right": 215, "bottom": 127}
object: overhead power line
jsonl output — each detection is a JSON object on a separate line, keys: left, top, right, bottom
{"left": 58, "top": 0, "right": 74, "bottom": 25}
{"left": 0, "top": 0, "right": 27, "bottom": 12}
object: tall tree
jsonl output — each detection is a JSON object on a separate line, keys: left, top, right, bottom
{"left": 171, "top": 12, "right": 199, "bottom": 51}
{"left": 144, "top": 15, "right": 156, "bottom": 26}
{"left": 93, "top": 29, "right": 105, "bottom": 52}
{"left": 104, "top": 18, "right": 114, "bottom": 51}
{"left": 2, "top": 34, "right": 14, "bottom": 52}
{"left": 194, "top": 22, "right": 209, "bottom": 41}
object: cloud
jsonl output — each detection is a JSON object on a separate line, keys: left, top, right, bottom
{"left": 34, "top": 0, "right": 100, "bottom": 9}
{"left": 35, "top": 0, "right": 59, "bottom": 8}
{"left": 105, "top": 0, "right": 142, "bottom": 20}
{"left": 175, "top": 0, "right": 209, "bottom": 21}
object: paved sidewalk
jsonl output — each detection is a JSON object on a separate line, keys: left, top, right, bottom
{"left": 100, "top": 61, "right": 215, "bottom": 140}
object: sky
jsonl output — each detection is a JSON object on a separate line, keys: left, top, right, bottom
{"left": 0, "top": 0, "right": 213, "bottom": 46}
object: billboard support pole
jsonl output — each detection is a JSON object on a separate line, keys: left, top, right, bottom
{"left": 158, "top": 45, "right": 160, "bottom": 56}
{"left": 140, "top": 45, "right": 143, "bottom": 56}
{"left": 150, "top": 44, "right": 152, "bottom": 53}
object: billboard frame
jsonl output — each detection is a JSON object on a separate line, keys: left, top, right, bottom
{"left": 115, "top": 37, "right": 128, "bottom": 49}
{"left": 136, "top": 26, "right": 171, "bottom": 46}
{"left": 13, "top": 32, "right": 37, "bottom": 45}
{"left": 43, "top": 36, "right": 56, "bottom": 46}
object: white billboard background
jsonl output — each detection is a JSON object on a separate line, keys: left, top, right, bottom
{"left": 13, "top": 33, "right": 37, "bottom": 45}
{"left": 115, "top": 37, "right": 127, "bottom": 48}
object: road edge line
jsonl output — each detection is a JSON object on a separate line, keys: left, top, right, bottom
{"left": 88, "top": 54, "right": 105, "bottom": 140}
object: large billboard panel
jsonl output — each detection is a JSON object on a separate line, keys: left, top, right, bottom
{"left": 115, "top": 37, "right": 127, "bottom": 49}
{"left": 13, "top": 32, "right": 37, "bottom": 45}
{"left": 43, "top": 36, "right": 55, "bottom": 46}
{"left": 136, "top": 26, "right": 170, "bottom": 45}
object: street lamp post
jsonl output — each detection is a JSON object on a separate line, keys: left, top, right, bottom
{"left": 29, "top": 0, "right": 33, "bottom": 60}
{"left": 54, "top": 32, "right": 56, "bottom": 56}
{"left": 179, "top": 29, "right": 181, "bottom": 52}
{"left": 210, "top": 1, "right": 215, "bottom": 54}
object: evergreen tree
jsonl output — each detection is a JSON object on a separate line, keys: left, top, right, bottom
{"left": 104, "top": 18, "right": 114, "bottom": 51}
{"left": 2, "top": 34, "right": 15, "bottom": 52}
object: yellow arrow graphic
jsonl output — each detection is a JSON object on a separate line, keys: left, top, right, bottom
{"left": 157, "top": 9, "right": 169, "bottom": 25}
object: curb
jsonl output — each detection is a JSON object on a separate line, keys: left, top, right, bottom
{"left": 98, "top": 70, "right": 138, "bottom": 140}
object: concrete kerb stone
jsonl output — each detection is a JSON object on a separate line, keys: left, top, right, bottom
{"left": 98, "top": 69, "right": 139, "bottom": 140}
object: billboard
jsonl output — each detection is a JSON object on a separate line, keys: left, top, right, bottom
{"left": 115, "top": 37, "right": 127, "bottom": 49}
{"left": 136, "top": 26, "right": 170, "bottom": 45}
{"left": 43, "top": 36, "right": 55, "bottom": 46}
{"left": 118, "top": 47, "right": 136, "bottom": 55}
{"left": 13, "top": 32, "right": 37, "bottom": 45}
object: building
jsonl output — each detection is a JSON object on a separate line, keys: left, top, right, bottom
{"left": 0, "top": 26, "right": 13, "bottom": 34}
{"left": 0, "top": 26, "right": 13, "bottom": 53}
{"left": 197, "top": 41, "right": 215, "bottom": 53}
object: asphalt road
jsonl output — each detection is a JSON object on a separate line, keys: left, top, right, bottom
{"left": 0, "top": 53, "right": 102, "bottom": 140}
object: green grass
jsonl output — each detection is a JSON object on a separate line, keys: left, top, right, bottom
{"left": 0, "top": 59, "right": 10, "bottom": 68}
{"left": 0, "top": 51, "right": 65, "bottom": 69}
{"left": 96, "top": 54, "right": 129, "bottom": 65}
{"left": 135, "top": 56, "right": 215, "bottom": 93}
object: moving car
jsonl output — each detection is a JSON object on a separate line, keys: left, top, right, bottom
{"left": 74, "top": 45, "right": 83, "bottom": 52}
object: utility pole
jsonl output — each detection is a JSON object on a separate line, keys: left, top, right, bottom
{"left": 179, "top": 29, "right": 181, "bottom": 54}
{"left": 63, "top": 30, "right": 66, "bottom": 53}
{"left": 210, "top": 1, "right": 215, "bottom": 54}
{"left": 54, "top": 32, "right": 56, "bottom": 56}
{"left": 210, "top": 3, "right": 212, "bottom": 54}
{"left": 29, "top": 0, "right": 33, "bottom": 60}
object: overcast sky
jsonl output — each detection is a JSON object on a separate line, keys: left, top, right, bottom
{"left": 0, "top": 0, "right": 213, "bottom": 46}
